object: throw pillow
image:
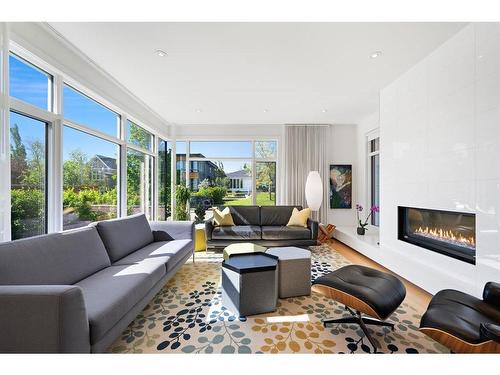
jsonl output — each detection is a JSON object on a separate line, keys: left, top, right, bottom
{"left": 213, "top": 207, "right": 235, "bottom": 226}
{"left": 286, "top": 207, "right": 311, "bottom": 227}
{"left": 152, "top": 230, "right": 174, "bottom": 242}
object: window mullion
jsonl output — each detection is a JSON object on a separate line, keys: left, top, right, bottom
{"left": 48, "top": 73, "right": 64, "bottom": 233}
{"left": 119, "top": 113, "right": 127, "bottom": 218}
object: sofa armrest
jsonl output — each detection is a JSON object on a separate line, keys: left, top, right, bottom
{"left": 483, "top": 281, "right": 500, "bottom": 308}
{"left": 149, "top": 221, "right": 195, "bottom": 241}
{"left": 480, "top": 323, "right": 500, "bottom": 344}
{"left": 205, "top": 218, "right": 214, "bottom": 241}
{"left": 307, "top": 219, "right": 319, "bottom": 241}
{"left": 0, "top": 285, "right": 90, "bottom": 353}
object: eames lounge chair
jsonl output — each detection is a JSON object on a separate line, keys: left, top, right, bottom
{"left": 420, "top": 281, "right": 500, "bottom": 353}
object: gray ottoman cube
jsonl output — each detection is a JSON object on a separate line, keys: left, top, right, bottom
{"left": 221, "top": 253, "right": 278, "bottom": 316}
{"left": 266, "top": 247, "right": 311, "bottom": 298}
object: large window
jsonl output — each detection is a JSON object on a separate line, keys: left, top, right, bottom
{"left": 369, "top": 136, "right": 380, "bottom": 226}
{"left": 10, "top": 112, "right": 47, "bottom": 240}
{"left": 5, "top": 47, "right": 164, "bottom": 241}
{"left": 127, "top": 149, "right": 153, "bottom": 219}
{"left": 175, "top": 140, "right": 278, "bottom": 221}
{"left": 63, "top": 126, "right": 119, "bottom": 230}
{"left": 63, "top": 84, "right": 120, "bottom": 137}
{"left": 9, "top": 53, "right": 52, "bottom": 111}
{"left": 126, "top": 120, "right": 153, "bottom": 152}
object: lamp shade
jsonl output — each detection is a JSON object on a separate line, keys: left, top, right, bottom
{"left": 305, "top": 171, "right": 323, "bottom": 211}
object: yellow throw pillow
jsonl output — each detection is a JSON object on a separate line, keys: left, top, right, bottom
{"left": 286, "top": 207, "right": 311, "bottom": 227}
{"left": 213, "top": 207, "right": 235, "bottom": 226}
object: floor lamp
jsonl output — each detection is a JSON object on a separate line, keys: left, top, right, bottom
{"left": 305, "top": 171, "right": 323, "bottom": 222}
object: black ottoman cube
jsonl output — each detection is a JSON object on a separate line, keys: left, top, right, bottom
{"left": 221, "top": 253, "right": 279, "bottom": 317}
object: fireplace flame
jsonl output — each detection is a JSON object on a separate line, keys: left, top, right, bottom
{"left": 415, "top": 226, "right": 475, "bottom": 249}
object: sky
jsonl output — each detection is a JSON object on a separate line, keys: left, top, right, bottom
{"left": 9, "top": 53, "right": 276, "bottom": 173}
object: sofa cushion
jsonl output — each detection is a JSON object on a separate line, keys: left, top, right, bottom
{"left": 220, "top": 206, "right": 260, "bottom": 226}
{"left": 212, "top": 207, "right": 235, "bottom": 226}
{"left": 76, "top": 263, "right": 165, "bottom": 343}
{"left": 0, "top": 226, "right": 110, "bottom": 285}
{"left": 113, "top": 239, "right": 193, "bottom": 272}
{"left": 261, "top": 226, "right": 311, "bottom": 240}
{"left": 260, "top": 206, "right": 303, "bottom": 226}
{"left": 95, "top": 214, "right": 154, "bottom": 263}
{"left": 287, "top": 207, "right": 311, "bottom": 227}
{"left": 212, "top": 225, "right": 262, "bottom": 240}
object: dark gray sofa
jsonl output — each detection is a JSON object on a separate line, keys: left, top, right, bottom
{"left": 0, "top": 214, "right": 194, "bottom": 353}
{"left": 206, "top": 205, "right": 318, "bottom": 249}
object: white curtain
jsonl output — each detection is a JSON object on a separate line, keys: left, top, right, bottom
{"left": 283, "top": 125, "right": 329, "bottom": 223}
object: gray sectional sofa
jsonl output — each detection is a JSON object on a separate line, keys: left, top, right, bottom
{"left": 0, "top": 214, "right": 194, "bottom": 353}
{"left": 206, "top": 205, "right": 318, "bottom": 249}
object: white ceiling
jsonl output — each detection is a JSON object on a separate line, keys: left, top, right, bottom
{"left": 49, "top": 22, "right": 466, "bottom": 125}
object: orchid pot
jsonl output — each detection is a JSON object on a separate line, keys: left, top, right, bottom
{"left": 356, "top": 204, "right": 379, "bottom": 236}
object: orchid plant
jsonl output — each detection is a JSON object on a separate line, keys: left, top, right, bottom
{"left": 356, "top": 204, "right": 380, "bottom": 230}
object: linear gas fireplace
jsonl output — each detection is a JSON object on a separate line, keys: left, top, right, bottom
{"left": 398, "top": 206, "right": 476, "bottom": 265}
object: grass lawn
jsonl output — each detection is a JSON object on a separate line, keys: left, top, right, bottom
{"left": 224, "top": 192, "right": 276, "bottom": 206}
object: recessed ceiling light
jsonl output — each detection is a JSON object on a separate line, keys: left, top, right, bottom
{"left": 370, "top": 51, "right": 382, "bottom": 59}
{"left": 155, "top": 49, "right": 167, "bottom": 57}
{"left": 322, "top": 109, "right": 328, "bottom": 113}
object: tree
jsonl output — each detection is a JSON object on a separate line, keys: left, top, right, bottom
{"left": 22, "top": 140, "right": 45, "bottom": 188}
{"left": 63, "top": 149, "right": 90, "bottom": 189}
{"left": 212, "top": 161, "right": 228, "bottom": 187}
{"left": 255, "top": 142, "right": 276, "bottom": 201}
{"left": 10, "top": 123, "right": 27, "bottom": 187}
{"left": 256, "top": 162, "right": 276, "bottom": 201}
{"left": 129, "top": 122, "right": 150, "bottom": 150}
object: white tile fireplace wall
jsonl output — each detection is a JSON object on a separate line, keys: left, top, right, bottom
{"left": 379, "top": 23, "right": 500, "bottom": 297}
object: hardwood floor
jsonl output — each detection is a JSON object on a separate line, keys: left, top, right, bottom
{"left": 326, "top": 239, "right": 433, "bottom": 314}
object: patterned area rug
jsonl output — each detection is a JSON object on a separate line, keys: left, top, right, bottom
{"left": 109, "top": 244, "right": 446, "bottom": 354}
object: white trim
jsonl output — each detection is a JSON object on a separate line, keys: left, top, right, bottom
{"left": 366, "top": 128, "right": 380, "bottom": 142}
{"left": 49, "top": 73, "right": 64, "bottom": 232}
{"left": 125, "top": 142, "right": 156, "bottom": 157}
{"left": 63, "top": 119, "right": 122, "bottom": 146}
{"left": 0, "top": 23, "right": 11, "bottom": 242}
{"left": 10, "top": 97, "right": 59, "bottom": 123}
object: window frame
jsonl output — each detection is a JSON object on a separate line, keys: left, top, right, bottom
{"left": 8, "top": 109, "right": 50, "bottom": 239}
{"left": 8, "top": 51, "right": 54, "bottom": 112}
{"left": 171, "top": 139, "right": 280, "bottom": 211}
{"left": 366, "top": 129, "right": 380, "bottom": 227}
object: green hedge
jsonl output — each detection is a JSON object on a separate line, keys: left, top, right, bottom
{"left": 11, "top": 188, "right": 45, "bottom": 239}
{"left": 192, "top": 186, "right": 227, "bottom": 205}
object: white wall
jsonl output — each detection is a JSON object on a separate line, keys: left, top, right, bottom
{"left": 327, "top": 125, "right": 358, "bottom": 226}
{"left": 377, "top": 23, "right": 500, "bottom": 297}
